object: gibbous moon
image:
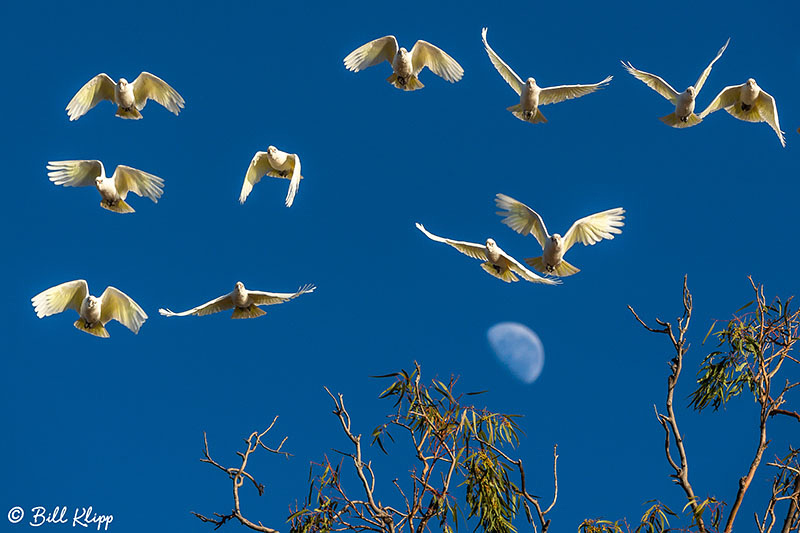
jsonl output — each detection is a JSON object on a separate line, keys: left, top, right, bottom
{"left": 487, "top": 322, "right": 544, "bottom": 384}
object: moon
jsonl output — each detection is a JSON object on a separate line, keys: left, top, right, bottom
{"left": 486, "top": 322, "right": 545, "bottom": 384}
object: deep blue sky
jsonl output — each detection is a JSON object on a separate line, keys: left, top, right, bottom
{"left": 2, "top": 1, "right": 798, "bottom": 531}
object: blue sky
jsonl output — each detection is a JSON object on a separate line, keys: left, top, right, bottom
{"left": 1, "top": 0, "right": 798, "bottom": 531}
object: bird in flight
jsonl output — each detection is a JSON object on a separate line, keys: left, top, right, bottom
{"left": 344, "top": 35, "right": 463, "bottom": 91}
{"left": 239, "top": 146, "right": 303, "bottom": 207}
{"left": 481, "top": 27, "right": 612, "bottom": 124}
{"left": 66, "top": 72, "right": 184, "bottom": 120}
{"left": 159, "top": 282, "right": 316, "bottom": 319}
{"left": 495, "top": 194, "right": 625, "bottom": 277}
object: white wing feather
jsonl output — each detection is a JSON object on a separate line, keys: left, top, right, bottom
{"left": 539, "top": 76, "right": 613, "bottom": 106}
{"left": 694, "top": 38, "right": 729, "bottom": 94}
{"left": 756, "top": 90, "right": 785, "bottom": 147}
{"left": 698, "top": 84, "right": 742, "bottom": 118}
{"left": 563, "top": 208, "right": 626, "bottom": 252}
{"left": 621, "top": 61, "right": 680, "bottom": 103}
{"left": 113, "top": 165, "right": 164, "bottom": 202}
{"left": 132, "top": 72, "right": 185, "bottom": 114}
{"left": 99, "top": 287, "right": 147, "bottom": 333}
{"left": 31, "top": 280, "right": 89, "bottom": 318}
{"left": 494, "top": 194, "right": 549, "bottom": 249}
{"left": 159, "top": 292, "right": 235, "bottom": 317}
{"left": 343, "top": 36, "right": 399, "bottom": 72}
{"left": 66, "top": 74, "right": 116, "bottom": 121}
{"left": 416, "top": 223, "right": 487, "bottom": 260}
{"left": 249, "top": 284, "right": 316, "bottom": 306}
{"left": 410, "top": 40, "right": 464, "bottom": 82}
{"left": 481, "top": 28, "right": 523, "bottom": 95}
{"left": 46, "top": 160, "right": 104, "bottom": 188}
{"left": 285, "top": 154, "right": 302, "bottom": 207}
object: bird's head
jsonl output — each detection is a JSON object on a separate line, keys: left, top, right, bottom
{"left": 551, "top": 234, "right": 562, "bottom": 245}
{"left": 86, "top": 295, "right": 99, "bottom": 308}
{"left": 747, "top": 78, "right": 756, "bottom": 87}
{"left": 686, "top": 86, "right": 696, "bottom": 97}
{"left": 267, "top": 146, "right": 277, "bottom": 155}
{"left": 398, "top": 47, "right": 409, "bottom": 56}
{"left": 526, "top": 77, "right": 536, "bottom": 88}
{"left": 94, "top": 177, "right": 103, "bottom": 187}
{"left": 486, "top": 238, "right": 497, "bottom": 250}
{"left": 235, "top": 281, "right": 245, "bottom": 291}
{"left": 118, "top": 78, "right": 129, "bottom": 88}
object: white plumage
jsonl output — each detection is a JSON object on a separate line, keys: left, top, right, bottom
{"left": 239, "top": 146, "right": 303, "bottom": 206}
{"left": 66, "top": 72, "right": 184, "bottom": 120}
{"left": 159, "top": 282, "right": 316, "bottom": 319}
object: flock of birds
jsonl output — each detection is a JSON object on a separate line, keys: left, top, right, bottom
{"left": 31, "top": 29, "right": 788, "bottom": 337}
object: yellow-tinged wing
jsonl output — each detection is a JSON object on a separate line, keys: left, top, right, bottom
{"left": 249, "top": 284, "right": 316, "bottom": 306}
{"left": 481, "top": 28, "right": 523, "bottom": 95}
{"left": 756, "top": 90, "right": 785, "bottom": 147}
{"left": 113, "top": 165, "right": 165, "bottom": 202}
{"left": 46, "top": 160, "right": 104, "bottom": 187}
{"left": 343, "top": 35, "right": 398, "bottom": 72}
{"left": 698, "top": 84, "right": 742, "bottom": 118}
{"left": 132, "top": 72, "right": 185, "bottom": 114}
{"left": 410, "top": 40, "right": 464, "bottom": 82}
{"left": 66, "top": 73, "right": 116, "bottom": 121}
{"left": 159, "top": 292, "right": 235, "bottom": 317}
{"left": 563, "top": 208, "right": 626, "bottom": 252}
{"left": 31, "top": 280, "right": 88, "bottom": 318}
{"left": 416, "top": 223, "right": 487, "bottom": 261}
{"left": 502, "top": 252, "right": 561, "bottom": 285}
{"left": 494, "top": 194, "right": 549, "bottom": 249}
{"left": 539, "top": 76, "right": 613, "bottom": 106}
{"left": 99, "top": 287, "right": 147, "bottom": 333}
{"left": 240, "top": 151, "right": 279, "bottom": 204}
{"left": 285, "top": 154, "right": 302, "bottom": 207}
{"left": 694, "top": 38, "right": 729, "bottom": 94}
{"left": 621, "top": 61, "right": 679, "bottom": 103}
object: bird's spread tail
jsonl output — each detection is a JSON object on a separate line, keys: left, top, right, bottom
{"left": 480, "top": 262, "right": 518, "bottom": 283}
{"left": 525, "top": 256, "right": 580, "bottom": 277}
{"left": 659, "top": 112, "right": 702, "bottom": 128}
{"left": 726, "top": 105, "right": 763, "bottom": 123}
{"left": 507, "top": 104, "right": 547, "bottom": 124}
{"left": 231, "top": 305, "right": 267, "bottom": 319}
{"left": 116, "top": 106, "right": 143, "bottom": 119}
{"left": 387, "top": 73, "right": 424, "bottom": 91}
{"left": 73, "top": 319, "right": 110, "bottom": 338}
{"left": 100, "top": 199, "right": 135, "bottom": 214}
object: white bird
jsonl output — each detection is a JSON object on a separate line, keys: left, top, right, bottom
{"left": 47, "top": 160, "right": 164, "bottom": 214}
{"left": 66, "top": 72, "right": 184, "bottom": 121}
{"left": 31, "top": 280, "right": 147, "bottom": 338}
{"left": 481, "top": 28, "right": 612, "bottom": 124}
{"left": 495, "top": 194, "right": 625, "bottom": 277}
{"left": 343, "top": 35, "right": 463, "bottom": 91}
{"left": 699, "top": 79, "right": 785, "bottom": 147}
{"left": 415, "top": 223, "right": 560, "bottom": 285}
{"left": 159, "top": 282, "right": 316, "bottom": 319}
{"left": 239, "top": 146, "right": 303, "bottom": 206}
{"left": 622, "top": 39, "right": 729, "bottom": 128}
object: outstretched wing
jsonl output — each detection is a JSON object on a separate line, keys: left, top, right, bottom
{"left": 494, "top": 194, "right": 549, "bottom": 249}
{"left": 343, "top": 35, "right": 399, "bottom": 72}
{"left": 66, "top": 73, "right": 116, "bottom": 121}
{"left": 240, "top": 152, "right": 281, "bottom": 204}
{"left": 481, "top": 27, "right": 524, "bottom": 95}
{"left": 159, "top": 292, "right": 235, "bottom": 317}
{"left": 416, "top": 223, "right": 487, "bottom": 260}
{"left": 131, "top": 72, "right": 185, "bottom": 114}
{"left": 284, "top": 154, "right": 302, "bottom": 207}
{"left": 113, "top": 165, "right": 164, "bottom": 202}
{"left": 410, "top": 40, "right": 464, "bottom": 82}
{"left": 621, "top": 61, "right": 680, "bottom": 103}
{"left": 46, "top": 160, "right": 104, "bottom": 187}
{"left": 99, "top": 287, "right": 147, "bottom": 333}
{"left": 249, "top": 284, "right": 316, "bottom": 306}
{"left": 31, "top": 280, "right": 88, "bottom": 318}
{"left": 502, "top": 252, "right": 561, "bottom": 285}
{"left": 698, "top": 84, "right": 742, "bottom": 118}
{"left": 563, "top": 207, "right": 626, "bottom": 253}
{"left": 539, "top": 76, "right": 613, "bottom": 106}
{"left": 756, "top": 90, "right": 785, "bottom": 147}
{"left": 694, "top": 38, "right": 729, "bottom": 94}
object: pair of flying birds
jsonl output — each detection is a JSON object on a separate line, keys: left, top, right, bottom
{"left": 31, "top": 280, "right": 316, "bottom": 338}
{"left": 417, "top": 195, "right": 625, "bottom": 285}
{"left": 62, "top": 73, "right": 303, "bottom": 208}
{"left": 345, "top": 31, "right": 785, "bottom": 145}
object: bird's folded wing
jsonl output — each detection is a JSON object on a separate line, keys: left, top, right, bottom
{"left": 495, "top": 194, "right": 549, "bottom": 249}
{"left": 99, "top": 287, "right": 147, "bottom": 333}
{"left": 563, "top": 208, "right": 626, "bottom": 252}
{"left": 694, "top": 38, "right": 729, "bottom": 94}
{"left": 756, "top": 91, "right": 785, "bottom": 147}
{"left": 481, "top": 28, "right": 523, "bottom": 95}
{"left": 621, "top": 61, "right": 679, "bottom": 103}
{"left": 505, "top": 254, "right": 561, "bottom": 285}
{"left": 698, "top": 85, "right": 741, "bottom": 118}
{"left": 159, "top": 293, "right": 235, "bottom": 317}
{"left": 132, "top": 72, "right": 185, "bottom": 114}
{"left": 285, "top": 154, "right": 302, "bottom": 207}
{"left": 66, "top": 73, "right": 116, "bottom": 121}
{"left": 114, "top": 165, "right": 165, "bottom": 202}
{"left": 249, "top": 284, "right": 316, "bottom": 306}
{"left": 539, "top": 76, "right": 612, "bottom": 106}
{"left": 416, "top": 223, "right": 487, "bottom": 260}
{"left": 46, "top": 160, "right": 104, "bottom": 187}
{"left": 410, "top": 40, "right": 464, "bottom": 82}
{"left": 31, "top": 280, "right": 89, "bottom": 318}
{"left": 343, "top": 35, "right": 399, "bottom": 72}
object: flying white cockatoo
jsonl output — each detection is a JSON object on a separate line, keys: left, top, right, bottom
{"left": 621, "top": 39, "right": 729, "bottom": 128}
{"left": 343, "top": 35, "right": 464, "bottom": 91}
{"left": 239, "top": 146, "right": 303, "bottom": 207}
{"left": 159, "top": 282, "right": 316, "bottom": 319}
{"left": 31, "top": 280, "right": 147, "bottom": 338}
{"left": 699, "top": 78, "right": 785, "bottom": 146}
{"left": 66, "top": 72, "right": 184, "bottom": 120}
{"left": 47, "top": 160, "right": 164, "bottom": 213}
{"left": 495, "top": 194, "right": 625, "bottom": 277}
{"left": 481, "top": 27, "right": 612, "bottom": 124}
{"left": 415, "top": 223, "right": 560, "bottom": 285}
